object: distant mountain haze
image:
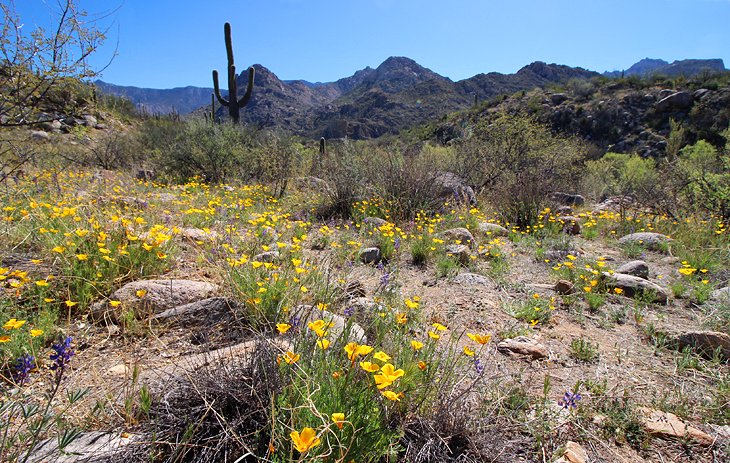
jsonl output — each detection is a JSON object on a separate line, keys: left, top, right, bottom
{"left": 95, "top": 57, "right": 727, "bottom": 139}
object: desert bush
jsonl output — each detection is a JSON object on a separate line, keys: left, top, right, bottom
{"left": 453, "top": 114, "right": 584, "bottom": 227}
{"left": 675, "top": 137, "right": 730, "bottom": 220}
{"left": 584, "top": 152, "right": 660, "bottom": 207}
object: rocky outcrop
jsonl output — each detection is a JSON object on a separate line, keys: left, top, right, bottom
{"left": 618, "top": 232, "right": 672, "bottom": 250}
{"left": 670, "top": 331, "right": 730, "bottom": 360}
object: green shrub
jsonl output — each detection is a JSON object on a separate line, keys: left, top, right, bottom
{"left": 676, "top": 137, "right": 730, "bottom": 220}
{"left": 453, "top": 114, "right": 584, "bottom": 227}
{"left": 584, "top": 152, "right": 659, "bottom": 209}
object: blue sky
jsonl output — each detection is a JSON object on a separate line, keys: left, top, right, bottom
{"left": 13, "top": 0, "right": 730, "bottom": 89}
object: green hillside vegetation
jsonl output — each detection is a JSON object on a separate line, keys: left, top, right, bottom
{"left": 1, "top": 6, "right": 729, "bottom": 463}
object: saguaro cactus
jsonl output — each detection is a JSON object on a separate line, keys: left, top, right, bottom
{"left": 212, "top": 22, "right": 254, "bottom": 124}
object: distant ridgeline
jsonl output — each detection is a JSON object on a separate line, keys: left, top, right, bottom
{"left": 603, "top": 58, "right": 726, "bottom": 78}
{"left": 95, "top": 57, "right": 728, "bottom": 139}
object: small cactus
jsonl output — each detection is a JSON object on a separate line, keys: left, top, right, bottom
{"left": 212, "top": 22, "right": 254, "bottom": 124}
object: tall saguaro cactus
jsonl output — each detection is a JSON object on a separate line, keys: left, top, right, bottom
{"left": 212, "top": 22, "right": 254, "bottom": 124}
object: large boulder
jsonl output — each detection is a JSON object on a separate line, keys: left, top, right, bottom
{"left": 616, "top": 260, "right": 649, "bottom": 280}
{"left": 601, "top": 272, "right": 669, "bottom": 304}
{"left": 655, "top": 91, "right": 694, "bottom": 112}
{"left": 433, "top": 172, "right": 476, "bottom": 205}
{"left": 359, "top": 247, "right": 381, "bottom": 264}
{"left": 618, "top": 232, "right": 672, "bottom": 251}
{"left": 91, "top": 279, "right": 219, "bottom": 321}
{"left": 445, "top": 244, "right": 470, "bottom": 265}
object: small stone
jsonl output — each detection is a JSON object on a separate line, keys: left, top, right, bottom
{"left": 554, "top": 441, "right": 589, "bottom": 463}
{"left": 359, "top": 247, "right": 381, "bottom": 264}
{"left": 558, "top": 216, "right": 581, "bottom": 235}
{"left": 555, "top": 280, "right": 575, "bottom": 295}
{"left": 253, "top": 251, "right": 280, "bottom": 263}
{"left": 711, "top": 287, "right": 730, "bottom": 301}
{"left": 441, "top": 228, "right": 476, "bottom": 248}
{"left": 180, "top": 227, "right": 218, "bottom": 242}
{"left": 616, "top": 260, "right": 649, "bottom": 279}
{"left": 555, "top": 205, "right": 573, "bottom": 215}
{"left": 107, "top": 364, "right": 130, "bottom": 377}
{"left": 550, "top": 192, "right": 585, "bottom": 206}
{"left": 30, "top": 130, "right": 50, "bottom": 141}
{"left": 497, "top": 336, "right": 549, "bottom": 360}
{"left": 445, "top": 244, "right": 470, "bottom": 265}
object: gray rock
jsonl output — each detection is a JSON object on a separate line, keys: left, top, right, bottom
{"left": 440, "top": 227, "right": 476, "bottom": 247}
{"left": 658, "top": 89, "right": 675, "bottom": 99}
{"left": 693, "top": 88, "right": 711, "bottom": 100}
{"left": 671, "top": 331, "right": 730, "bottom": 360}
{"left": 253, "top": 251, "right": 280, "bottom": 263}
{"left": 601, "top": 272, "right": 669, "bottom": 304}
{"left": 359, "top": 247, "right": 381, "bottom": 264}
{"left": 91, "top": 279, "right": 219, "bottom": 321}
{"left": 551, "top": 93, "right": 569, "bottom": 105}
{"left": 293, "top": 176, "right": 333, "bottom": 195}
{"left": 180, "top": 227, "right": 218, "bottom": 242}
{"left": 291, "top": 305, "right": 366, "bottom": 342}
{"left": 477, "top": 222, "right": 510, "bottom": 237}
{"left": 558, "top": 216, "right": 581, "bottom": 235}
{"left": 82, "top": 114, "right": 98, "bottom": 126}
{"left": 454, "top": 272, "right": 491, "bottom": 286}
{"left": 555, "top": 205, "right": 573, "bottom": 215}
{"left": 618, "top": 232, "right": 672, "bottom": 250}
{"left": 362, "top": 217, "right": 387, "bottom": 228}
{"left": 550, "top": 192, "right": 585, "bottom": 206}
{"left": 40, "top": 119, "right": 62, "bottom": 132}
{"left": 30, "top": 130, "right": 50, "bottom": 141}
{"left": 446, "top": 244, "right": 470, "bottom": 265}
{"left": 655, "top": 91, "right": 694, "bottom": 112}
{"left": 593, "top": 195, "right": 634, "bottom": 213}
{"left": 154, "top": 297, "right": 240, "bottom": 326}
{"left": 711, "top": 287, "right": 730, "bottom": 301}
{"left": 497, "top": 336, "right": 549, "bottom": 360}
{"left": 28, "top": 431, "right": 133, "bottom": 463}
{"left": 433, "top": 171, "right": 476, "bottom": 205}
{"left": 616, "top": 260, "right": 649, "bottom": 279}
{"left": 136, "top": 169, "right": 155, "bottom": 180}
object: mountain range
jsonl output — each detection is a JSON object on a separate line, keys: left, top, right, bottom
{"left": 95, "top": 57, "right": 727, "bottom": 139}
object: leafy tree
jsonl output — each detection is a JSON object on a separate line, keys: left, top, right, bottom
{"left": 0, "top": 0, "right": 111, "bottom": 126}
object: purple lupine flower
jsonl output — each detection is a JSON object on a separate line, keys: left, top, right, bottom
{"left": 50, "top": 336, "right": 74, "bottom": 379}
{"left": 473, "top": 358, "right": 485, "bottom": 375}
{"left": 379, "top": 271, "right": 391, "bottom": 287}
{"left": 343, "top": 306, "right": 355, "bottom": 318}
{"left": 13, "top": 353, "right": 35, "bottom": 385}
{"left": 394, "top": 237, "right": 401, "bottom": 251}
{"left": 558, "top": 390, "right": 582, "bottom": 409}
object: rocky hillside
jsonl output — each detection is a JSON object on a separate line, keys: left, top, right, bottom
{"left": 94, "top": 81, "right": 216, "bottom": 115}
{"left": 430, "top": 73, "right": 730, "bottom": 157}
